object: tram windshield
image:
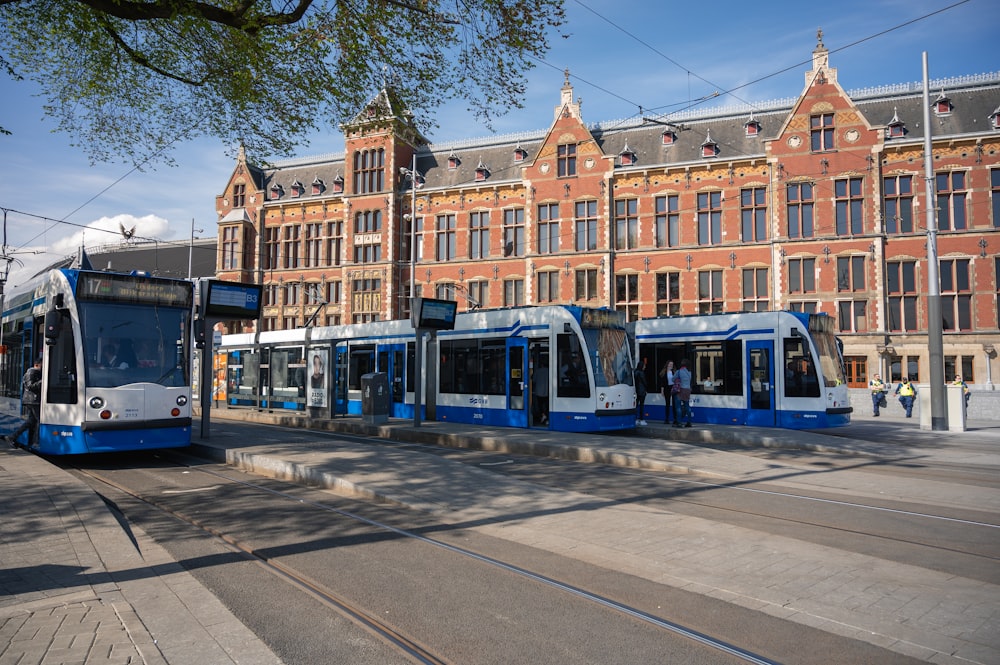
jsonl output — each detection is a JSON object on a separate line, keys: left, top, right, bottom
{"left": 80, "top": 302, "right": 191, "bottom": 388}
{"left": 808, "top": 316, "right": 847, "bottom": 387}
{"left": 582, "top": 327, "right": 633, "bottom": 388}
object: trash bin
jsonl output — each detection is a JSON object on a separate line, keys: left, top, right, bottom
{"left": 946, "top": 383, "right": 966, "bottom": 432}
{"left": 361, "top": 372, "right": 389, "bottom": 425}
{"left": 917, "top": 383, "right": 967, "bottom": 432}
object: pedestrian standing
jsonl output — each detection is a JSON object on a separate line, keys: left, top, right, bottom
{"left": 8, "top": 357, "right": 42, "bottom": 448}
{"left": 659, "top": 360, "right": 675, "bottom": 424}
{"left": 634, "top": 358, "right": 648, "bottom": 426}
{"left": 895, "top": 376, "right": 916, "bottom": 418}
{"left": 868, "top": 373, "right": 887, "bottom": 416}
{"left": 676, "top": 359, "right": 693, "bottom": 427}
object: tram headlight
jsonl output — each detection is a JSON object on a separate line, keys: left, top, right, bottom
{"left": 89, "top": 396, "right": 105, "bottom": 409}
{"left": 176, "top": 395, "right": 188, "bottom": 406}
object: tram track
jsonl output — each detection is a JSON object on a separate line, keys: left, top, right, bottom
{"left": 72, "top": 462, "right": 450, "bottom": 665}
{"left": 69, "top": 455, "right": 782, "bottom": 665}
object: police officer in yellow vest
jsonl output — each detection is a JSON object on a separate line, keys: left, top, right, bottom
{"left": 952, "top": 375, "right": 970, "bottom": 409}
{"left": 868, "top": 373, "right": 887, "bottom": 416}
{"left": 895, "top": 376, "right": 916, "bottom": 418}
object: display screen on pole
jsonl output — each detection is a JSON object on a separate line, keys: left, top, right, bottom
{"left": 204, "top": 280, "right": 262, "bottom": 319}
{"left": 411, "top": 297, "right": 457, "bottom": 330}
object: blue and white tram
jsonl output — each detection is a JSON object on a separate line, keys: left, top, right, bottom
{"left": 1, "top": 269, "right": 194, "bottom": 454}
{"left": 219, "top": 305, "right": 637, "bottom": 432}
{"left": 631, "top": 311, "right": 851, "bottom": 429}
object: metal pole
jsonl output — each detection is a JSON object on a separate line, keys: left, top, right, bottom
{"left": 409, "top": 153, "right": 418, "bottom": 302}
{"left": 406, "top": 153, "right": 422, "bottom": 428}
{"left": 922, "top": 52, "right": 947, "bottom": 430}
{"left": 413, "top": 328, "right": 422, "bottom": 427}
{"left": 188, "top": 218, "right": 195, "bottom": 279}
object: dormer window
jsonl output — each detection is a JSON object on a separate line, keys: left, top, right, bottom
{"left": 513, "top": 145, "right": 528, "bottom": 162}
{"left": 332, "top": 175, "right": 344, "bottom": 194}
{"left": 269, "top": 184, "right": 283, "bottom": 200}
{"left": 619, "top": 143, "right": 636, "bottom": 166}
{"left": 744, "top": 114, "right": 761, "bottom": 137}
{"left": 934, "top": 91, "right": 952, "bottom": 116}
{"left": 661, "top": 129, "right": 677, "bottom": 146}
{"left": 701, "top": 131, "right": 719, "bottom": 158}
{"left": 311, "top": 177, "right": 325, "bottom": 195}
{"left": 290, "top": 180, "right": 304, "bottom": 197}
{"left": 991, "top": 106, "right": 1000, "bottom": 130}
{"left": 448, "top": 152, "right": 461, "bottom": 169}
{"left": 886, "top": 107, "right": 906, "bottom": 139}
{"left": 474, "top": 160, "right": 490, "bottom": 182}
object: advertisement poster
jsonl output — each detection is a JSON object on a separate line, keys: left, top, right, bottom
{"left": 308, "top": 349, "right": 328, "bottom": 408}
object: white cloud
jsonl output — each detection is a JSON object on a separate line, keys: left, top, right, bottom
{"left": 52, "top": 213, "right": 170, "bottom": 254}
{"left": 4, "top": 213, "right": 169, "bottom": 288}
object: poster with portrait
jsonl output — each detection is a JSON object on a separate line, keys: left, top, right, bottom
{"left": 307, "top": 349, "right": 328, "bottom": 408}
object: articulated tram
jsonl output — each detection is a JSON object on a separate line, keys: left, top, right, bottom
{"left": 630, "top": 311, "right": 852, "bottom": 429}
{"left": 219, "top": 305, "right": 637, "bottom": 432}
{"left": 1, "top": 268, "right": 194, "bottom": 454}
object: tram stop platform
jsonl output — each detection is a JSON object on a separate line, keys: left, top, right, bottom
{"left": 2, "top": 410, "right": 998, "bottom": 665}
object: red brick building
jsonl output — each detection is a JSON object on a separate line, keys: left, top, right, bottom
{"left": 214, "top": 36, "right": 1000, "bottom": 389}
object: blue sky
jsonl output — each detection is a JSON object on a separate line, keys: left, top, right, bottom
{"left": 0, "top": 0, "right": 996, "bottom": 286}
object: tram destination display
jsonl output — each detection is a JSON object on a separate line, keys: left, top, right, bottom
{"left": 410, "top": 297, "right": 457, "bottom": 330}
{"left": 203, "top": 280, "right": 262, "bottom": 319}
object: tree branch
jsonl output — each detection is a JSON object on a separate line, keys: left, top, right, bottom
{"left": 98, "top": 15, "right": 209, "bottom": 85}
{"left": 72, "top": 0, "right": 313, "bottom": 33}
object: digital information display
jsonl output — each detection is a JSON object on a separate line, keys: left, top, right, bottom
{"left": 411, "top": 297, "right": 457, "bottom": 330}
{"left": 76, "top": 273, "right": 193, "bottom": 307}
{"left": 204, "top": 280, "right": 262, "bottom": 319}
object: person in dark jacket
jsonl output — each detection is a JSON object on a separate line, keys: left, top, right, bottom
{"left": 8, "top": 357, "right": 42, "bottom": 448}
{"left": 634, "top": 358, "right": 648, "bottom": 426}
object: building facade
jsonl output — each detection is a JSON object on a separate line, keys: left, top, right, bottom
{"left": 214, "top": 36, "right": 1000, "bottom": 389}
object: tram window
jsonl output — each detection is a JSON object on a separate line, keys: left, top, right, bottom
{"left": 438, "top": 339, "right": 509, "bottom": 395}
{"left": 482, "top": 341, "right": 505, "bottom": 395}
{"left": 722, "top": 340, "right": 743, "bottom": 395}
{"left": 783, "top": 339, "right": 820, "bottom": 397}
{"left": 438, "top": 339, "right": 476, "bottom": 394}
{"left": 348, "top": 346, "right": 374, "bottom": 390}
{"left": 556, "top": 333, "right": 590, "bottom": 398}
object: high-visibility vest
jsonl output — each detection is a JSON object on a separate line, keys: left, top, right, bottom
{"left": 899, "top": 382, "right": 915, "bottom": 397}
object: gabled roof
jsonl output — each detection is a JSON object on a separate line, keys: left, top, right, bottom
{"left": 256, "top": 72, "right": 1000, "bottom": 196}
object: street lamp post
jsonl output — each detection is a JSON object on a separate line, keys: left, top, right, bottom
{"left": 399, "top": 154, "right": 423, "bottom": 426}
{"left": 399, "top": 154, "right": 422, "bottom": 303}
{"left": 985, "top": 344, "right": 995, "bottom": 389}
{"left": 188, "top": 219, "right": 205, "bottom": 279}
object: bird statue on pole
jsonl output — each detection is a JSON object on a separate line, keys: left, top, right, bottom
{"left": 119, "top": 222, "right": 137, "bottom": 243}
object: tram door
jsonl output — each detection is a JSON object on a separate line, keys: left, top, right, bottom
{"left": 333, "top": 343, "right": 349, "bottom": 415}
{"left": 506, "top": 337, "right": 529, "bottom": 428}
{"left": 378, "top": 344, "right": 406, "bottom": 416}
{"left": 747, "top": 340, "right": 775, "bottom": 427}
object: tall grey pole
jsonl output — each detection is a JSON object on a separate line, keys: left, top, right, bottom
{"left": 410, "top": 152, "right": 418, "bottom": 303}
{"left": 922, "top": 52, "right": 947, "bottom": 430}
{"left": 413, "top": 328, "right": 422, "bottom": 427}
{"left": 406, "top": 153, "right": 422, "bottom": 428}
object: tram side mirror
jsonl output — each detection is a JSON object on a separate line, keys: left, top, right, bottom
{"left": 43, "top": 309, "right": 62, "bottom": 345}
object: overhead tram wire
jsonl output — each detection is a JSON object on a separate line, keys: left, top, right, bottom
{"left": 6, "top": 108, "right": 212, "bottom": 255}
{"left": 558, "top": 0, "right": 973, "bottom": 124}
